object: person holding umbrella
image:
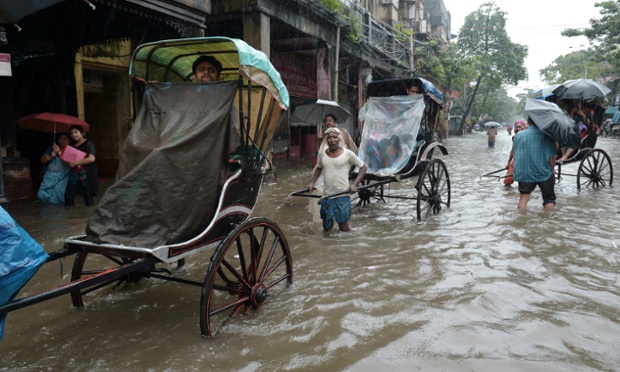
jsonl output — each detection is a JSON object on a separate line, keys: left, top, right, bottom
{"left": 512, "top": 117, "right": 557, "bottom": 211}
{"left": 484, "top": 122, "right": 500, "bottom": 147}
{"left": 317, "top": 114, "right": 357, "bottom": 154}
{"left": 37, "top": 133, "right": 71, "bottom": 204}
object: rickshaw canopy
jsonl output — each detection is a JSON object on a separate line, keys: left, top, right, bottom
{"left": 129, "top": 36, "right": 289, "bottom": 109}
{"left": 366, "top": 77, "right": 443, "bottom": 104}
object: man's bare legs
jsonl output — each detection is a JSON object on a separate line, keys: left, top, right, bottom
{"left": 518, "top": 193, "right": 531, "bottom": 210}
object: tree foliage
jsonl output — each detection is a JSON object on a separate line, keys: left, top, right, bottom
{"left": 419, "top": 41, "right": 472, "bottom": 95}
{"left": 540, "top": 48, "right": 612, "bottom": 84}
{"left": 454, "top": 2, "right": 528, "bottom": 133}
{"left": 562, "top": 0, "right": 620, "bottom": 74}
{"left": 457, "top": 2, "right": 527, "bottom": 86}
{"left": 469, "top": 87, "right": 518, "bottom": 124}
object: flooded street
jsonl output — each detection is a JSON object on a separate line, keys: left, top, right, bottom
{"left": 2, "top": 132, "right": 620, "bottom": 371}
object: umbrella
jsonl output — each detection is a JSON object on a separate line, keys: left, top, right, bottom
{"left": 524, "top": 98, "right": 580, "bottom": 149}
{"left": 290, "top": 99, "right": 351, "bottom": 126}
{"left": 552, "top": 78, "right": 611, "bottom": 101}
{"left": 484, "top": 121, "right": 500, "bottom": 127}
{"left": 17, "top": 112, "right": 90, "bottom": 134}
{"left": 528, "top": 84, "right": 559, "bottom": 100}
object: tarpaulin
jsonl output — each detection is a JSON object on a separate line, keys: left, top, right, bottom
{"left": 85, "top": 81, "right": 238, "bottom": 247}
{"left": 0, "top": 206, "right": 48, "bottom": 342}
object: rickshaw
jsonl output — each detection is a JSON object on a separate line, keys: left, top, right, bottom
{"left": 529, "top": 91, "right": 613, "bottom": 190}
{"left": 291, "top": 77, "right": 451, "bottom": 221}
{"left": 0, "top": 37, "right": 293, "bottom": 339}
{"left": 554, "top": 103, "right": 613, "bottom": 189}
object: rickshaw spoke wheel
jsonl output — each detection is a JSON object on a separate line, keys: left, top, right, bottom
{"left": 416, "top": 159, "right": 451, "bottom": 220}
{"left": 200, "top": 218, "right": 293, "bottom": 338}
{"left": 577, "top": 149, "right": 613, "bottom": 190}
{"left": 70, "top": 252, "right": 139, "bottom": 308}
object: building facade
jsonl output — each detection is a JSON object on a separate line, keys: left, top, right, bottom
{"left": 0, "top": 0, "right": 452, "bottom": 199}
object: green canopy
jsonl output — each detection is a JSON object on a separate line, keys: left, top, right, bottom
{"left": 129, "top": 36, "right": 289, "bottom": 109}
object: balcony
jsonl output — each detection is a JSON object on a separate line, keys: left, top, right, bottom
{"left": 305, "top": 0, "right": 414, "bottom": 73}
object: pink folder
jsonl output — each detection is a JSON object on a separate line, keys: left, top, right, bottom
{"left": 59, "top": 145, "right": 87, "bottom": 170}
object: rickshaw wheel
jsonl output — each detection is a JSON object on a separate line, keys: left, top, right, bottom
{"left": 200, "top": 217, "right": 293, "bottom": 338}
{"left": 416, "top": 158, "right": 451, "bottom": 220}
{"left": 70, "top": 252, "right": 141, "bottom": 308}
{"left": 577, "top": 149, "right": 613, "bottom": 190}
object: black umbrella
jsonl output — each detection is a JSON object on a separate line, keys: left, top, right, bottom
{"left": 290, "top": 99, "right": 351, "bottom": 126}
{"left": 524, "top": 98, "right": 580, "bottom": 149}
{"left": 552, "top": 78, "right": 611, "bottom": 101}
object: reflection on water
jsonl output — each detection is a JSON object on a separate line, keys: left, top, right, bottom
{"left": 2, "top": 134, "right": 620, "bottom": 371}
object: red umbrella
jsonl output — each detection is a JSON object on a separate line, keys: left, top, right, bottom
{"left": 17, "top": 112, "right": 90, "bottom": 134}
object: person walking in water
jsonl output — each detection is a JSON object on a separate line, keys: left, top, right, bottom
{"left": 504, "top": 120, "right": 526, "bottom": 186}
{"left": 308, "top": 128, "right": 367, "bottom": 232}
{"left": 487, "top": 125, "right": 498, "bottom": 147}
{"left": 513, "top": 117, "right": 557, "bottom": 211}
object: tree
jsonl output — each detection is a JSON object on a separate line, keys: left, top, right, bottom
{"left": 562, "top": 1, "right": 620, "bottom": 74}
{"left": 456, "top": 2, "right": 528, "bottom": 133}
{"left": 417, "top": 40, "right": 474, "bottom": 135}
{"left": 470, "top": 87, "right": 518, "bottom": 124}
{"left": 540, "top": 48, "right": 612, "bottom": 84}
{"left": 418, "top": 40, "right": 473, "bottom": 102}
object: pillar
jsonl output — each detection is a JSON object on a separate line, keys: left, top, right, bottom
{"left": 243, "top": 11, "right": 271, "bottom": 57}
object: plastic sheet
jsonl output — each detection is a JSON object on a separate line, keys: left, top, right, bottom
{"left": 85, "top": 81, "right": 238, "bottom": 247}
{"left": 358, "top": 95, "right": 425, "bottom": 176}
{"left": 0, "top": 206, "right": 48, "bottom": 342}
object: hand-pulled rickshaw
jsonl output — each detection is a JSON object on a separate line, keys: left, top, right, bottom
{"left": 535, "top": 80, "right": 613, "bottom": 189}
{"left": 0, "top": 37, "right": 293, "bottom": 339}
{"left": 551, "top": 103, "right": 613, "bottom": 190}
{"left": 292, "top": 77, "right": 451, "bottom": 221}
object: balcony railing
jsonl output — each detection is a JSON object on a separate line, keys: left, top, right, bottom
{"left": 305, "top": 0, "right": 414, "bottom": 71}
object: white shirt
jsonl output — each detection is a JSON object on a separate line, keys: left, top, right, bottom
{"left": 317, "top": 148, "right": 364, "bottom": 195}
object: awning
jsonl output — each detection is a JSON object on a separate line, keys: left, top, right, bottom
{"left": 0, "top": 0, "right": 65, "bottom": 24}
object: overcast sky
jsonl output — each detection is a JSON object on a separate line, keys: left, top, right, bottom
{"left": 441, "top": 0, "right": 601, "bottom": 94}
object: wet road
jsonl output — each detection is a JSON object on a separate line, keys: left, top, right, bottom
{"left": 2, "top": 132, "right": 620, "bottom": 371}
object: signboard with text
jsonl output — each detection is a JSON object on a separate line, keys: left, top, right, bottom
{"left": 271, "top": 54, "right": 316, "bottom": 99}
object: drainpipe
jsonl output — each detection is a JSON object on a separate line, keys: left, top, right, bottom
{"left": 333, "top": 26, "right": 340, "bottom": 102}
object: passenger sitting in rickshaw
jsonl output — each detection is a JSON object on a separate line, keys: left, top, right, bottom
{"left": 406, "top": 81, "right": 421, "bottom": 96}
{"left": 192, "top": 55, "right": 242, "bottom": 172}
{"left": 358, "top": 94, "right": 425, "bottom": 176}
{"left": 192, "top": 55, "right": 222, "bottom": 83}
{"left": 365, "top": 133, "right": 404, "bottom": 171}
{"left": 86, "top": 55, "right": 242, "bottom": 247}
{"left": 557, "top": 99, "right": 595, "bottom": 163}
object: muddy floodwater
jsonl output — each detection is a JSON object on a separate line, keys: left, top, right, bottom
{"left": 2, "top": 132, "right": 620, "bottom": 371}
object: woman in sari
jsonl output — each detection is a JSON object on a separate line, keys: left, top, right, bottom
{"left": 37, "top": 133, "right": 71, "bottom": 204}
